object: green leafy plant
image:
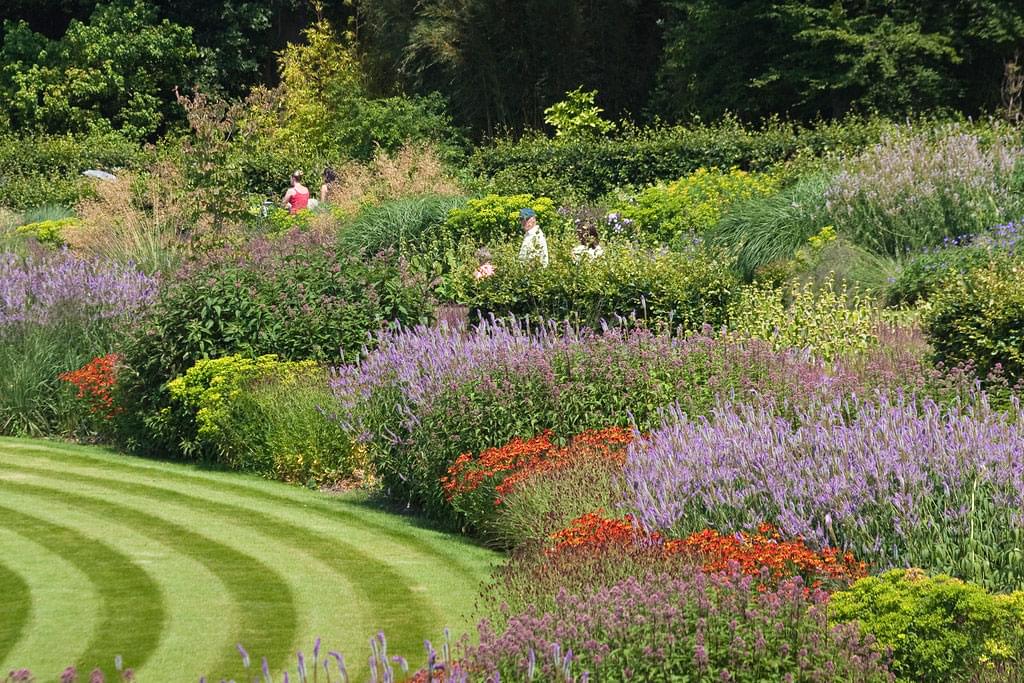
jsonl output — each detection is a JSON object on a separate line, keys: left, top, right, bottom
{"left": 164, "top": 354, "right": 356, "bottom": 484}
{"left": 727, "top": 278, "right": 879, "bottom": 361}
{"left": 113, "top": 234, "right": 434, "bottom": 456}
{"left": 542, "top": 87, "right": 615, "bottom": 138}
{"left": 441, "top": 194, "right": 561, "bottom": 245}
{"left": 615, "top": 167, "right": 780, "bottom": 243}
{"left": 448, "top": 236, "right": 738, "bottom": 331}
{"left": 925, "top": 255, "right": 1024, "bottom": 383}
{"left": 14, "top": 218, "right": 77, "bottom": 247}
{"left": 831, "top": 569, "right": 1024, "bottom": 682}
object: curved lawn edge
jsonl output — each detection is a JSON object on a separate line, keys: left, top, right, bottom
{"left": 0, "top": 438, "right": 500, "bottom": 680}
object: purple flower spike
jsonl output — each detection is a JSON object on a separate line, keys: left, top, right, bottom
{"left": 236, "top": 644, "right": 250, "bottom": 669}
{"left": 60, "top": 666, "right": 78, "bottom": 683}
{"left": 312, "top": 637, "right": 321, "bottom": 661}
{"left": 296, "top": 651, "right": 306, "bottom": 683}
{"left": 261, "top": 657, "right": 271, "bottom": 683}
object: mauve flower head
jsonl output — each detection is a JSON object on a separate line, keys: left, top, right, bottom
{"left": 623, "top": 391, "right": 1024, "bottom": 589}
{"left": 0, "top": 250, "right": 157, "bottom": 330}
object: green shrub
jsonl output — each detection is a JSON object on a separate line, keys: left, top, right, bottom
{"left": 709, "top": 174, "right": 831, "bottom": 280}
{"left": 15, "top": 218, "right": 78, "bottom": 247}
{"left": 164, "top": 354, "right": 355, "bottom": 484}
{"left": 0, "top": 131, "right": 145, "bottom": 210}
{"left": 615, "top": 167, "right": 780, "bottom": 243}
{"left": 728, "top": 279, "right": 879, "bottom": 361}
{"left": 830, "top": 569, "right": 1024, "bottom": 682}
{"left": 114, "top": 233, "right": 434, "bottom": 456}
{"left": 925, "top": 255, "right": 1024, "bottom": 383}
{"left": 448, "top": 237, "right": 738, "bottom": 331}
{"left": 442, "top": 194, "right": 562, "bottom": 245}
{"left": 887, "top": 223, "right": 1023, "bottom": 306}
{"left": 471, "top": 115, "right": 895, "bottom": 202}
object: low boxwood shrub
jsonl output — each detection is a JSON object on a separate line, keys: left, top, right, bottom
{"left": 165, "top": 354, "right": 355, "bottom": 484}
{"left": 925, "top": 255, "right": 1024, "bottom": 384}
{"left": 447, "top": 237, "right": 738, "bottom": 330}
{"left": 114, "top": 231, "right": 434, "bottom": 456}
{"left": 830, "top": 569, "right": 1024, "bottom": 682}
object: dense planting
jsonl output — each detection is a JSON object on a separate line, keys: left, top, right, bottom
{"left": 4, "top": 11, "right": 1024, "bottom": 676}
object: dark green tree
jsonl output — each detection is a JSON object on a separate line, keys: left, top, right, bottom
{"left": 654, "top": 0, "right": 1024, "bottom": 121}
{"left": 355, "top": 0, "right": 664, "bottom": 137}
{"left": 0, "top": 0, "right": 200, "bottom": 138}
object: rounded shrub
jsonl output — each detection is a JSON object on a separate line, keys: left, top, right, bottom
{"left": 830, "top": 569, "right": 1024, "bottom": 682}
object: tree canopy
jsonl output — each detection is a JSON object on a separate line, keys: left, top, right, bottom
{"left": 1, "top": 0, "right": 1021, "bottom": 140}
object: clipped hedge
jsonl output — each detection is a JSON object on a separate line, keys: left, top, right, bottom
{"left": 0, "top": 131, "right": 146, "bottom": 210}
{"left": 470, "top": 116, "right": 895, "bottom": 201}
{"left": 448, "top": 237, "right": 738, "bottom": 330}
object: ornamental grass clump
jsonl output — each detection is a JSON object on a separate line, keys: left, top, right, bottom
{"left": 466, "top": 568, "right": 895, "bottom": 681}
{"left": 441, "top": 426, "right": 632, "bottom": 540}
{"left": 624, "top": 394, "right": 1024, "bottom": 591}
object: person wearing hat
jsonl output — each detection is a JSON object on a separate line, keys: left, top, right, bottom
{"left": 518, "top": 207, "right": 549, "bottom": 267}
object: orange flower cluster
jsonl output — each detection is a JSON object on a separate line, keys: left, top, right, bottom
{"left": 548, "top": 510, "right": 670, "bottom": 555}
{"left": 678, "top": 525, "right": 867, "bottom": 585}
{"left": 441, "top": 427, "right": 633, "bottom": 504}
{"left": 548, "top": 513, "right": 866, "bottom": 588}
{"left": 59, "top": 354, "right": 121, "bottom": 419}
{"left": 496, "top": 426, "right": 632, "bottom": 498}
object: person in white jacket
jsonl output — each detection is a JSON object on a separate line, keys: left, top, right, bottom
{"left": 517, "top": 208, "right": 549, "bottom": 267}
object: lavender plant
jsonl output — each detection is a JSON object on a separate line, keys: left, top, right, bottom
{"left": 0, "top": 250, "right": 157, "bottom": 330}
{"left": 330, "top": 322, "right": 872, "bottom": 522}
{"left": 825, "top": 127, "right": 1024, "bottom": 256}
{"left": 624, "top": 394, "right": 1024, "bottom": 591}
{"left": 0, "top": 249, "right": 157, "bottom": 436}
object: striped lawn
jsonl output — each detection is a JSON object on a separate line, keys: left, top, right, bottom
{"left": 0, "top": 438, "right": 499, "bottom": 681}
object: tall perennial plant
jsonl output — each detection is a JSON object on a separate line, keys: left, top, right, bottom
{"left": 624, "top": 394, "right": 1024, "bottom": 591}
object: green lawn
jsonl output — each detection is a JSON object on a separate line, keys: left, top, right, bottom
{"left": 0, "top": 438, "right": 499, "bottom": 681}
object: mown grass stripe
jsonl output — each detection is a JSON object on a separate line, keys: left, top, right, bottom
{"left": 0, "top": 480, "right": 297, "bottom": 679}
{"left": 0, "top": 460, "right": 440, "bottom": 660}
{"left": 0, "top": 557, "right": 31, "bottom": 664}
{"left": 0, "top": 525, "right": 101, "bottom": 677}
{"left": 0, "top": 439, "right": 492, "bottom": 582}
{"left": 0, "top": 502, "right": 164, "bottom": 673}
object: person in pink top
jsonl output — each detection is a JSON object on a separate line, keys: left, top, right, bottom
{"left": 282, "top": 171, "right": 310, "bottom": 213}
